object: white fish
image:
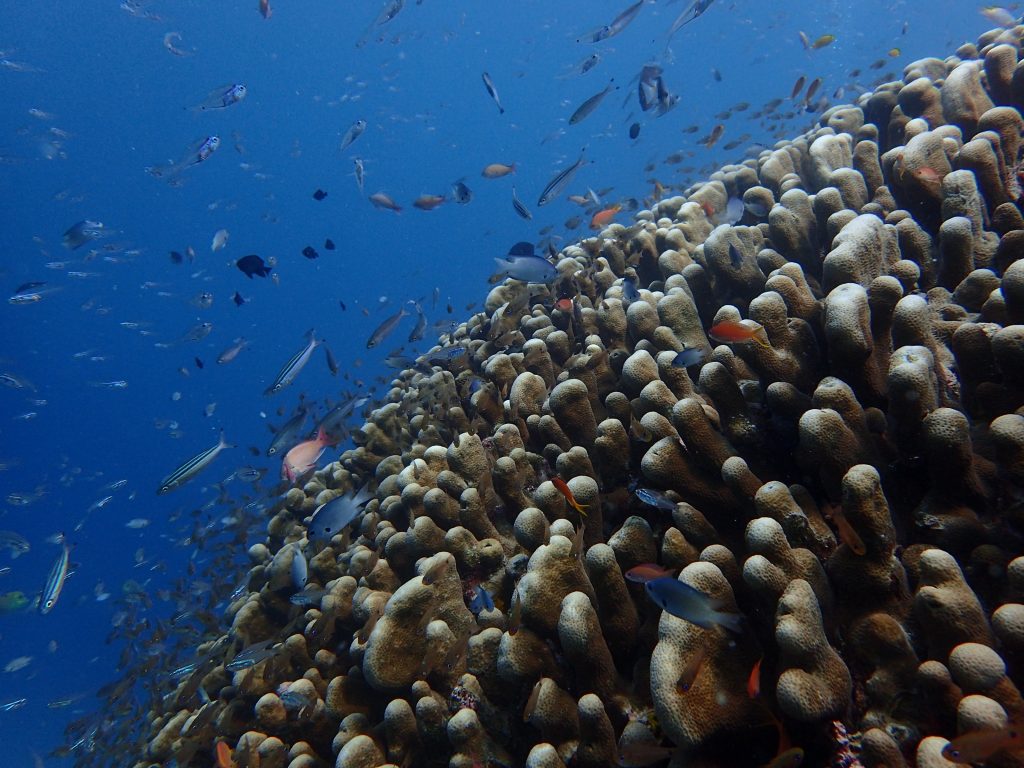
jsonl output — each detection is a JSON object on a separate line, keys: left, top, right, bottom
{"left": 211, "top": 228, "right": 229, "bottom": 252}
{"left": 4, "top": 656, "right": 32, "bottom": 673}
{"left": 125, "top": 518, "right": 150, "bottom": 529}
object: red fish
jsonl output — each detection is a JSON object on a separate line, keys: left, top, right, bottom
{"left": 589, "top": 204, "right": 622, "bottom": 230}
{"left": 708, "top": 320, "right": 770, "bottom": 348}
{"left": 625, "top": 563, "right": 675, "bottom": 583}
{"left": 216, "top": 742, "right": 236, "bottom": 768}
{"left": 258, "top": 0, "right": 271, "bottom": 19}
{"left": 747, "top": 657, "right": 762, "bottom": 699}
{"left": 677, "top": 645, "right": 708, "bottom": 692}
{"left": 281, "top": 427, "right": 335, "bottom": 482}
{"left": 551, "top": 476, "right": 588, "bottom": 517}
{"left": 554, "top": 297, "right": 574, "bottom": 312}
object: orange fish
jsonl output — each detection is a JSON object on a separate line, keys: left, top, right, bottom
{"left": 216, "top": 741, "right": 236, "bottom": 768}
{"left": 625, "top": 563, "right": 676, "bottom": 583}
{"left": 551, "top": 476, "right": 588, "bottom": 517}
{"left": 747, "top": 657, "right": 762, "bottom": 699}
{"left": 702, "top": 123, "right": 725, "bottom": 148}
{"left": 369, "top": 192, "right": 402, "bottom": 213}
{"left": 554, "top": 297, "right": 574, "bottom": 312}
{"left": 700, "top": 201, "right": 717, "bottom": 219}
{"left": 708, "top": 320, "right": 770, "bottom": 348}
{"left": 482, "top": 163, "right": 516, "bottom": 178}
{"left": 589, "top": 204, "right": 622, "bottom": 230}
{"left": 412, "top": 194, "right": 446, "bottom": 211}
{"left": 677, "top": 645, "right": 709, "bottom": 692}
{"left": 258, "top": 0, "right": 271, "bottom": 19}
{"left": 830, "top": 508, "right": 866, "bottom": 555}
{"left": 942, "top": 727, "right": 1024, "bottom": 764}
{"left": 281, "top": 427, "right": 335, "bottom": 482}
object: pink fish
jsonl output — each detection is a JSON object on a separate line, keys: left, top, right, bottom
{"left": 625, "top": 563, "right": 676, "bottom": 583}
{"left": 281, "top": 427, "right": 335, "bottom": 482}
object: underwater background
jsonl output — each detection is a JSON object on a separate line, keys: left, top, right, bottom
{"left": 0, "top": 0, "right": 1003, "bottom": 765}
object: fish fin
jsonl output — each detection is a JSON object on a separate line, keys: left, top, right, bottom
{"left": 218, "top": 431, "right": 235, "bottom": 449}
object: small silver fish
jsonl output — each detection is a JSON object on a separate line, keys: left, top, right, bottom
{"left": 340, "top": 119, "right": 367, "bottom": 151}
{"left": 481, "top": 72, "right": 505, "bottom": 114}
{"left": 157, "top": 431, "right": 231, "bottom": 494}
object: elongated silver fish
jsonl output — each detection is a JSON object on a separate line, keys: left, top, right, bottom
{"left": 225, "top": 639, "right": 280, "bottom": 672}
{"left": 367, "top": 306, "right": 408, "bottom": 349}
{"left": 579, "top": 0, "right": 644, "bottom": 42}
{"left": 481, "top": 72, "right": 504, "bottom": 114}
{"left": 265, "top": 329, "right": 319, "bottom": 395}
{"left": 39, "top": 541, "right": 69, "bottom": 614}
{"left": 568, "top": 80, "right": 615, "bottom": 125}
{"left": 339, "top": 119, "right": 367, "bottom": 152}
{"left": 408, "top": 302, "right": 427, "bottom": 342}
{"left": 511, "top": 187, "right": 532, "bottom": 220}
{"left": 157, "top": 431, "right": 231, "bottom": 494}
{"left": 537, "top": 152, "right": 588, "bottom": 206}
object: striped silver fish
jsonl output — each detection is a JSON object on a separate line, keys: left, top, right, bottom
{"left": 265, "top": 329, "right": 319, "bottom": 395}
{"left": 157, "top": 431, "right": 231, "bottom": 494}
{"left": 537, "top": 152, "right": 588, "bottom": 206}
{"left": 39, "top": 541, "right": 70, "bottom": 614}
{"left": 511, "top": 187, "right": 532, "bottom": 220}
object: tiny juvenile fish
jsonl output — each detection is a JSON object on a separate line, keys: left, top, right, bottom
{"left": 191, "top": 84, "right": 246, "bottom": 111}
{"left": 634, "top": 487, "right": 677, "bottom": 510}
{"left": 340, "top": 119, "right": 367, "bottom": 151}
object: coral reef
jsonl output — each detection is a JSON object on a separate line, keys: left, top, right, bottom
{"left": 137, "top": 23, "right": 1024, "bottom": 768}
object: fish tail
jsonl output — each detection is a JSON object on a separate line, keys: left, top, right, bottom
{"left": 716, "top": 611, "right": 744, "bottom": 634}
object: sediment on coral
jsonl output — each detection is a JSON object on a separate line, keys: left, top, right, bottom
{"left": 134, "top": 23, "right": 1024, "bottom": 768}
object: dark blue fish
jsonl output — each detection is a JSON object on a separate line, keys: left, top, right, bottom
{"left": 672, "top": 348, "right": 704, "bottom": 367}
{"left": 236, "top": 254, "right": 271, "bottom": 279}
{"left": 308, "top": 485, "right": 374, "bottom": 541}
{"left": 644, "top": 576, "right": 743, "bottom": 632}
{"left": 728, "top": 242, "right": 743, "bottom": 268}
{"left": 468, "top": 585, "right": 494, "bottom": 615}
{"left": 622, "top": 276, "right": 640, "bottom": 303}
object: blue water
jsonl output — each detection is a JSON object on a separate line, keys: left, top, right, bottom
{"left": 0, "top": 0, "right": 992, "bottom": 762}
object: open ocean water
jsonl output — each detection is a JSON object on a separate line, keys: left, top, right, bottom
{"left": 0, "top": 0, "right": 996, "bottom": 764}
